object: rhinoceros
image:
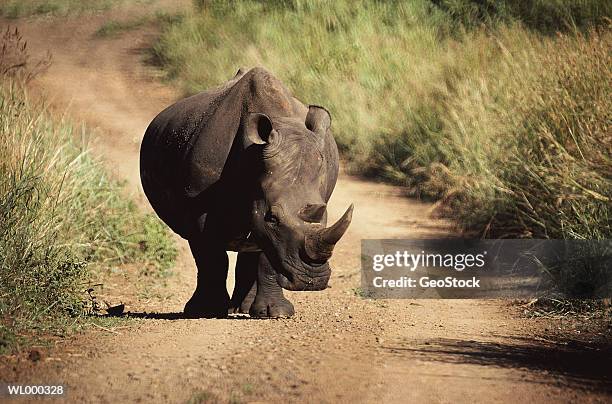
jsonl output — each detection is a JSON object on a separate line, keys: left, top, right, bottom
{"left": 140, "top": 67, "right": 353, "bottom": 318}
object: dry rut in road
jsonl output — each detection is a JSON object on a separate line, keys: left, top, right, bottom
{"left": 2, "top": 7, "right": 609, "bottom": 403}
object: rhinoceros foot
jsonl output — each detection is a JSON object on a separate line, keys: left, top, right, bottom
{"left": 184, "top": 290, "right": 229, "bottom": 319}
{"left": 249, "top": 294, "right": 295, "bottom": 318}
{"left": 230, "top": 282, "right": 257, "bottom": 315}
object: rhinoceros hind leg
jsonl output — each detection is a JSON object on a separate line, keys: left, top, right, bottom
{"left": 184, "top": 238, "right": 229, "bottom": 318}
{"left": 249, "top": 253, "right": 295, "bottom": 318}
{"left": 229, "top": 252, "right": 258, "bottom": 314}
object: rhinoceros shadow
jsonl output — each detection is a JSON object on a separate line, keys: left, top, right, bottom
{"left": 103, "top": 312, "right": 262, "bottom": 320}
{"left": 384, "top": 336, "right": 612, "bottom": 392}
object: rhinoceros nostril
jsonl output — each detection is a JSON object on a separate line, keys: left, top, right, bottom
{"left": 298, "top": 203, "right": 326, "bottom": 223}
{"left": 299, "top": 248, "right": 328, "bottom": 267}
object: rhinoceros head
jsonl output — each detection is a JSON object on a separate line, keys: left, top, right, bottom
{"left": 243, "top": 106, "right": 353, "bottom": 291}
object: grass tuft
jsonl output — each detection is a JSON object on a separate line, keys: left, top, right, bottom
{"left": 95, "top": 17, "right": 149, "bottom": 37}
{"left": 95, "top": 11, "right": 184, "bottom": 38}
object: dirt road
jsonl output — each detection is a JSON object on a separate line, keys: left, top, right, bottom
{"left": 2, "top": 4, "right": 610, "bottom": 403}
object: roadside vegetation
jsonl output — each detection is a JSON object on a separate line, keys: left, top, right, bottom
{"left": 0, "top": 28, "right": 177, "bottom": 353}
{"left": 0, "top": 0, "right": 138, "bottom": 18}
{"left": 95, "top": 15, "right": 150, "bottom": 37}
{"left": 153, "top": 0, "right": 611, "bottom": 241}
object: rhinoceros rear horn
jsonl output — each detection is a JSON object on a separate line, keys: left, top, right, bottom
{"left": 305, "top": 105, "right": 331, "bottom": 136}
{"left": 244, "top": 112, "right": 273, "bottom": 148}
{"left": 305, "top": 204, "right": 353, "bottom": 263}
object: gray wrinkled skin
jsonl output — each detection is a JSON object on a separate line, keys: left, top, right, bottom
{"left": 140, "top": 67, "right": 352, "bottom": 318}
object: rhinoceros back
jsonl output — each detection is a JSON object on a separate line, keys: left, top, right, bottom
{"left": 140, "top": 79, "right": 240, "bottom": 238}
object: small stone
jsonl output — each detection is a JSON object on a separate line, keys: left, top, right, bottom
{"left": 28, "top": 350, "right": 42, "bottom": 362}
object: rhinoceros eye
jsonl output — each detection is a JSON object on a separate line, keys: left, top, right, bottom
{"left": 264, "top": 204, "right": 284, "bottom": 225}
{"left": 264, "top": 211, "right": 279, "bottom": 225}
{"left": 265, "top": 205, "right": 283, "bottom": 225}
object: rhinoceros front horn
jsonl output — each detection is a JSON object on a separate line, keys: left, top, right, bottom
{"left": 304, "top": 204, "right": 354, "bottom": 263}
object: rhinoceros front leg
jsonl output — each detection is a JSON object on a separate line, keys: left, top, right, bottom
{"left": 229, "top": 252, "right": 258, "bottom": 314}
{"left": 184, "top": 237, "right": 230, "bottom": 318}
{"left": 249, "top": 253, "right": 295, "bottom": 318}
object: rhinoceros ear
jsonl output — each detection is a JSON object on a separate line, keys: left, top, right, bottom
{"left": 244, "top": 112, "right": 274, "bottom": 148}
{"left": 305, "top": 105, "right": 331, "bottom": 136}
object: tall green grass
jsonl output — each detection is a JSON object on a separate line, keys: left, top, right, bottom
{"left": 0, "top": 30, "right": 177, "bottom": 351}
{"left": 0, "top": 82, "right": 177, "bottom": 351}
{"left": 153, "top": 0, "right": 610, "bottom": 239}
{"left": 431, "top": 0, "right": 611, "bottom": 33}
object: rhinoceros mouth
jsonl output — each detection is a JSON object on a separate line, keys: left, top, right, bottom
{"left": 277, "top": 271, "right": 330, "bottom": 291}
{"left": 275, "top": 259, "right": 331, "bottom": 291}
